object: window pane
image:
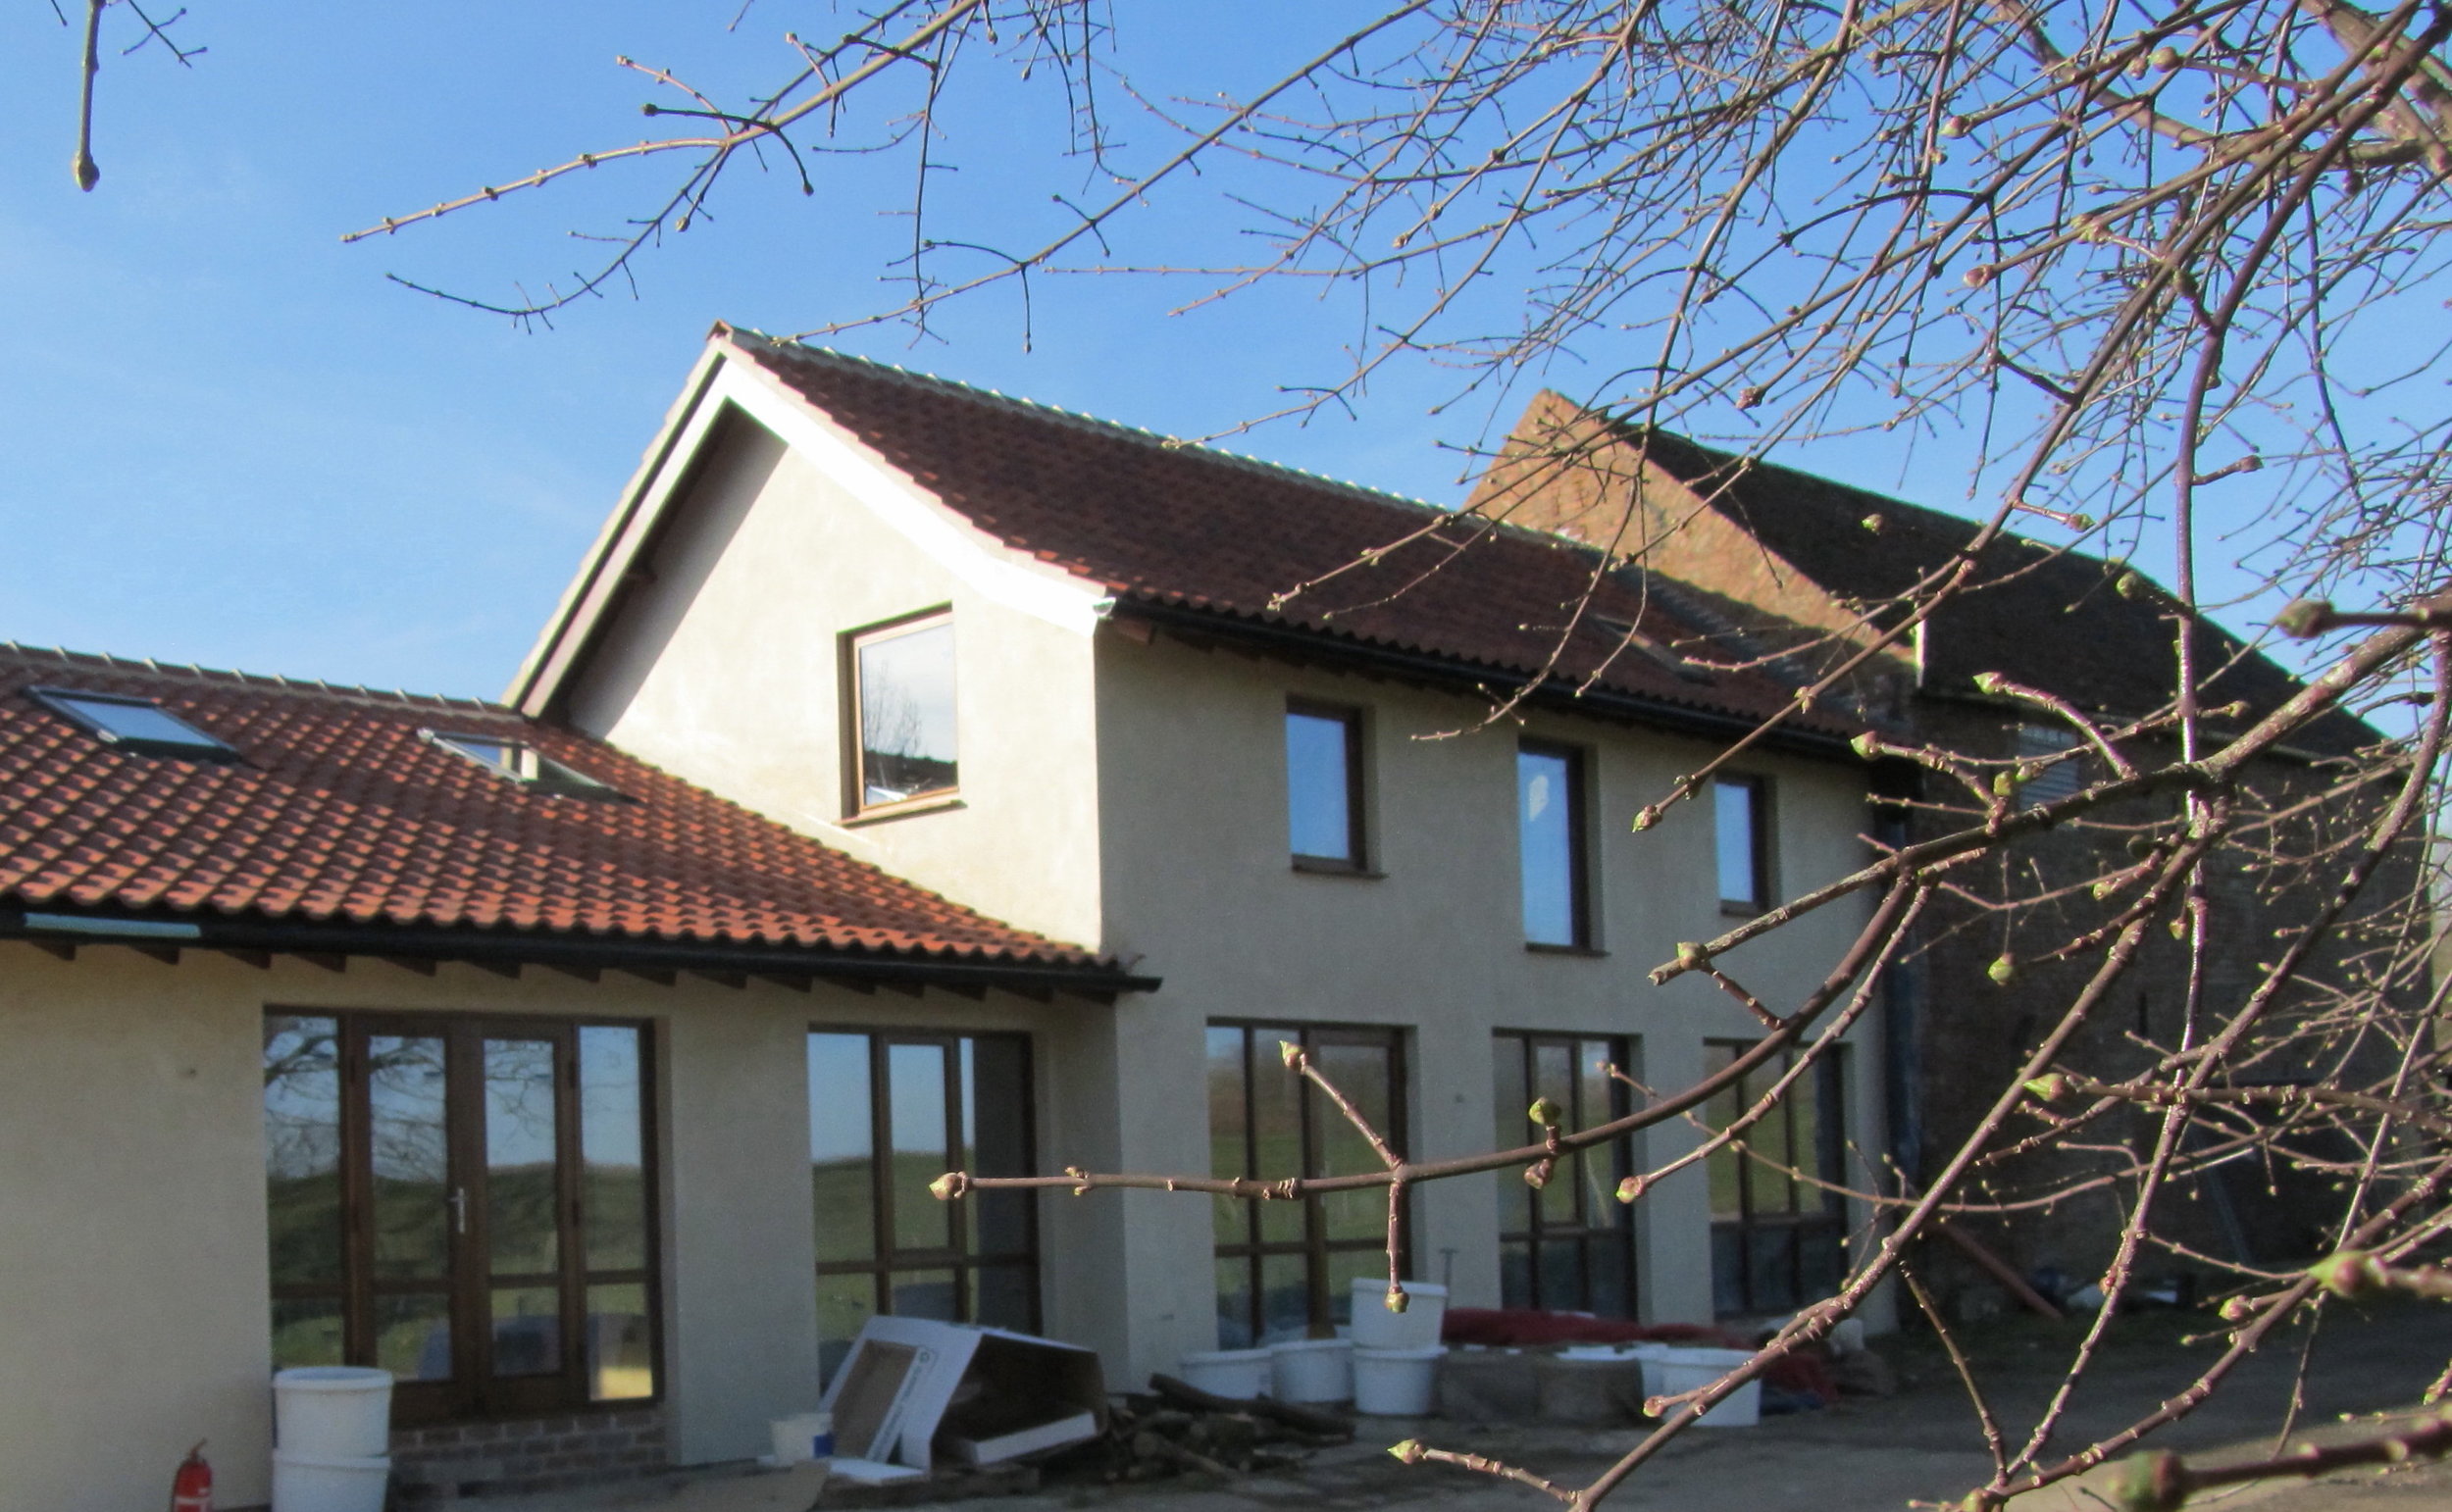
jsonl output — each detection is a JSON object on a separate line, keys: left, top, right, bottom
{"left": 1258, "top": 1252, "right": 1310, "bottom": 1344}
{"left": 374, "top": 1292, "right": 453, "bottom": 1383}
{"left": 964, "top": 1036, "right": 1034, "bottom": 1259}
{"left": 809, "top": 1034, "right": 878, "bottom": 1265}
{"left": 491, "top": 1285, "right": 562, "bottom": 1377}
{"left": 271, "top": 1296, "right": 344, "bottom": 1371}
{"left": 587, "top": 1282, "right": 655, "bottom": 1401}
{"left": 1715, "top": 779, "right": 1761, "bottom": 909}
{"left": 485, "top": 1039, "right": 561, "bottom": 1277}
{"left": 1286, "top": 711, "right": 1355, "bottom": 861}
{"left": 1252, "top": 1036, "right": 1304, "bottom": 1245}
{"left": 1747, "top": 1226, "right": 1799, "bottom": 1313}
{"left": 580, "top": 1027, "right": 647, "bottom": 1273}
{"left": 1532, "top": 1041, "right": 1576, "bottom": 1223}
{"left": 1315, "top": 1040, "right": 1394, "bottom": 1242}
{"left": 1491, "top": 1037, "right": 1530, "bottom": 1235}
{"left": 1209, "top": 1028, "right": 1252, "bottom": 1247}
{"left": 1744, "top": 1059, "right": 1798, "bottom": 1215}
{"left": 892, "top": 1269, "right": 960, "bottom": 1321}
{"left": 816, "top": 1272, "right": 878, "bottom": 1384}
{"left": 1216, "top": 1257, "right": 1255, "bottom": 1349}
{"left": 859, "top": 621, "right": 957, "bottom": 806}
{"left": 1519, "top": 747, "right": 1579, "bottom": 944}
{"left": 1499, "top": 1237, "right": 1534, "bottom": 1310}
{"left": 1587, "top": 1230, "right": 1633, "bottom": 1317}
{"left": 264, "top": 1016, "right": 343, "bottom": 1288}
{"left": 1538, "top": 1237, "right": 1586, "bottom": 1311}
{"left": 367, "top": 1035, "right": 450, "bottom": 1282}
{"left": 888, "top": 1044, "right": 955, "bottom": 1253}
{"left": 1325, "top": 1247, "right": 1382, "bottom": 1329}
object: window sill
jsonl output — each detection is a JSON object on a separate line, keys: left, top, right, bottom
{"left": 843, "top": 795, "right": 967, "bottom": 828}
{"left": 1291, "top": 856, "right": 1385, "bottom": 879}
{"left": 1718, "top": 901, "right": 1764, "bottom": 920}
{"left": 1524, "top": 942, "right": 1609, "bottom": 958}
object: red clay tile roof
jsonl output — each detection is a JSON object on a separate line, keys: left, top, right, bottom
{"left": 0, "top": 645, "right": 1104, "bottom": 970}
{"left": 727, "top": 331, "right": 1852, "bottom": 739}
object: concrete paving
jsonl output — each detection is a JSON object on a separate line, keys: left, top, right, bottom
{"left": 472, "top": 1302, "right": 2452, "bottom": 1512}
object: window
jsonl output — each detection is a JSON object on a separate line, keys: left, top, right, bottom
{"left": 2016, "top": 724, "right": 2083, "bottom": 804}
{"left": 848, "top": 614, "right": 958, "bottom": 812}
{"left": 1518, "top": 742, "right": 1589, "bottom": 947}
{"left": 1285, "top": 703, "right": 1364, "bottom": 869}
{"left": 27, "top": 685, "right": 235, "bottom": 759}
{"left": 1207, "top": 1022, "right": 1407, "bottom": 1347}
{"left": 1492, "top": 1033, "right": 1637, "bottom": 1314}
{"left": 426, "top": 731, "right": 622, "bottom": 798}
{"left": 807, "top": 1031, "right": 1037, "bottom": 1381}
{"left": 1702, "top": 1041, "right": 1848, "bottom": 1317}
{"left": 1713, "top": 776, "right": 1770, "bottom": 915}
{"left": 262, "top": 1013, "right": 657, "bottom": 1424}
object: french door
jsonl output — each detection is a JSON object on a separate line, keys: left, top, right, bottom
{"left": 264, "top": 1013, "right": 658, "bottom": 1424}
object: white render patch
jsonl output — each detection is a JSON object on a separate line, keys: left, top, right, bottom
{"left": 710, "top": 359, "right": 1111, "bottom": 639}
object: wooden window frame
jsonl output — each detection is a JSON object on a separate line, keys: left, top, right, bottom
{"left": 1285, "top": 699, "right": 1368, "bottom": 874}
{"left": 262, "top": 1010, "right": 662, "bottom": 1427}
{"left": 1714, "top": 775, "right": 1773, "bottom": 918}
{"left": 808, "top": 1030, "right": 1041, "bottom": 1356}
{"left": 1517, "top": 740, "right": 1593, "bottom": 949}
{"left": 1208, "top": 1021, "right": 1410, "bottom": 1345}
{"left": 1492, "top": 1031, "right": 1638, "bottom": 1315}
{"left": 1703, "top": 1039, "right": 1847, "bottom": 1318}
{"left": 843, "top": 608, "right": 959, "bottom": 820}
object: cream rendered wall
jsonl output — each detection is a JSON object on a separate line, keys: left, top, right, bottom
{"left": 1090, "top": 630, "right": 1890, "bottom": 1385}
{"left": 0, "top": 942, "right": 1105, "bottom": 1512}
{"left": 560, "top": 411, "right": 1107, "bottom": 952}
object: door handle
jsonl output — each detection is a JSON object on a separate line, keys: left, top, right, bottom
{"left": 450, "top": 1185, "right": 469, "bottom": 1235}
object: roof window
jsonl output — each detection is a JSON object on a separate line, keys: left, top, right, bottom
{"left": 27, "top": 686, "right": 237, "bottom": 759}
{"left": 425, "top": 731, "right": 623, "bottom": 799}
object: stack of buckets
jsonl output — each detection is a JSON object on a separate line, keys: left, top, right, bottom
{"left": 1348, "top": 1279, "right": 1446, "bottom": 1415}
{"left": 270, "top": 1368, "right": 393, "bottom": 1512}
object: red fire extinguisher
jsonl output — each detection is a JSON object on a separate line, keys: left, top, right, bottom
{"left": 170, "top": 1441, "right": 213, "bottom": 1512}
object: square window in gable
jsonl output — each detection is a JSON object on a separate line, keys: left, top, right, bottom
{"left": 27, "top": 685, "right": 237, "bottom": 760}
{"left": 848, "top": 613, "right": 958, "bottom": 814}
{"left": 426, "top": 731, "right": 622, "bottom": 799}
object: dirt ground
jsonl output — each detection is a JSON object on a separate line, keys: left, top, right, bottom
{"left": 492, "top": 1301, "right": 2452, "bottom": 1512}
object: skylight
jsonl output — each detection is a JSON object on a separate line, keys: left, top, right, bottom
{"left": 426, "top": 731, "right": 622, "bottom": 799}
{"left": 27, "top": 686, "right": 237, "bottom": 759}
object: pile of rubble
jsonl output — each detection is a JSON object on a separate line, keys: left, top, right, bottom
{"left": 1053, "top": 1375, "right": 1355, "bottom": 1485}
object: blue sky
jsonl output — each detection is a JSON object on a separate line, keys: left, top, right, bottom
{"left": 0, "top": 3, "right": 2331, "bottom": 703}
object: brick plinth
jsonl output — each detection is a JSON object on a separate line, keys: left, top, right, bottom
{"left": 389, "top": 1407, "right": 669, "bottom": 1500}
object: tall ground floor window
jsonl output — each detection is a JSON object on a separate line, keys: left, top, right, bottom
{"left": 1207, "top": 1022, "right": 1408, "bottom": 1347}
{"left": 1492, "top": 1032, "right": 1636, "bottom": 1314}
{"left": 1703, "top": 1040, "right": 1849, "bottom": 1317}
{"left": 807, "top": 1031, "right": 1038, "bottom": 1380}
{"left": 262, "top": 1012, "right": 657, "bottom": 1425}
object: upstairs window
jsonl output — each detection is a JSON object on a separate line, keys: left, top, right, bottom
{"left": 28, "top": 686, "right": 235, "bottom": 760}
{"left": 850, "top": 614, "right": 958, "bottom": 813}
{"left": 1285, "top": 702, "right": 1365, "bottom": 870}
{"left": 1518, "top": 742, "right": 1590, "bottom": 947}
{"left": 427, "top": 731, "right": 622, "bottom": 799}
{"left": 1714, "top": 776, "right": 1770, "bottom": 915}
{"left": 2016, "top": 724, "right": 2083, "bottom": 804}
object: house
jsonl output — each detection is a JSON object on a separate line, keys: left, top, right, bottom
{"left": 1466, "top": 392, "right": 2394, "bottom": 1289}
{"left": 1, "top": 328, "right": 1888, "bottom": 1511}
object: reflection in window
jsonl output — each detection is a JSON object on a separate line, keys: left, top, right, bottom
{"left": 808, "top": 1031, "right": 1036, "bottom": 1382}
{"left": 1714, "top": 777, "right": 1768, "bottom": 913}
{"left": 1208, "top": 1022, "right": 1407, "bottom": 1348}
{"left": 1702, "top": 1041, "right": 1848, "bottom": 1317}
{"left": 1286, "top": 705, "right": 1363, "bottom": 865}
{"left": 2016, "top": 724, "right": 2083, "bottom": 804}
{"left": 1493, "top": 1033, "right": 1635, "bottom": 1315}
{"left": 1519, "top": 743, "right": 1588, "bottom": 946}
{"left": 853, "top": 617, "right": 958, "bottom": 809}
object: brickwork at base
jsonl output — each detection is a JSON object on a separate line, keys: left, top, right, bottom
{"left": 389, "top": 1407, "right": 669, "bottom": 1500}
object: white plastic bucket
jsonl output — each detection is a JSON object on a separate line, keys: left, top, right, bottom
{"left": 271, "top": 1450, "right": 390, "bottom": 1512}
{"left": 1177, "top": 1348, "right": 1272, "bottom": 1399}
{"left": 1649, "top": 1347, "right": 1761, "bottom": 1428}
{"left": 1353, "top": 1346, "right": 1442, "bottom": 1416}
{"left": 770, "top": 1410, "right": 835, "bottom": 1465}
{"left": 272, "top": 1368, "right": 394, "bottom": 1458}
{"left": 1269, "top": 1337, "right": 1354, "bottom": 1402}
{"left": 1348, "top": 1279, "right": 1448, "bottom": 1351}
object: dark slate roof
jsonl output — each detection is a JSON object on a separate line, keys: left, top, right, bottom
{"left": 727, "top": 330, "right": 1854, "bottom": 741}
{"left": 0, "top": 644, "right": 1110, "bottom": 972}
{"left": 1623, "top": 428, "right": 2374, "bottom": 756}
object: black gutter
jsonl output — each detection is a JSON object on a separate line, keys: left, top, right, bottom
{"left": 0, "top": 906, "right": 1162, "bottom": 998}
{"left": 1114, "top": 600, "right": 1865, "bottom": 761}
